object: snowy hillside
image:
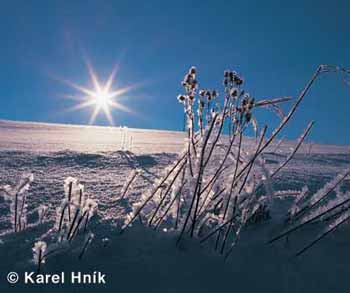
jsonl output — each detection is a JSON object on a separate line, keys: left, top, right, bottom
{"left": 1, "top": 119, "right": 350, "bottom": 293}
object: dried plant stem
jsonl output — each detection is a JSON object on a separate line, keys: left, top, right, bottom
{"left": 296, "top": 208, "right": 350, "bottom": 257}
{"left": 177, "top": 113, "right": 219, "bottom": 244}
{"left": 37, "top": 249, "right": 42, "bottom": 273}
{"left": 220, "top": 196, "right": 238, "bottom": 254}
{"left": 190, "top": 114, "right": 219, "bottom": 237}
{"left": 187, "top": 127, "right": 194, "bottom": 177}
{"left": 154, "top": 187, "right": 182, "bottom": 229}
{"left": 121, "top": 152, "right": 188, "bottom": 233}
{"left": 252, "top": 122, "right": 314, "bottom": 201}
{"left": 199, "top": 105, "right": 204, "bottom": 137}
{"left": 149, "top": 161, "right": 186, "bottom": 226}
{"left": 79, "top": 188, "right": 83, "bottom": 206}
{"left": 254, "top": 97, "right": 292, "bottom": 107}
{"left": 322, "top": 204, "right": 350, "bottom": 222}
{"left": 292, "top": 170, "right": 350, "bottom": 221}
{"left": 67, "top": 208, "right": 80, "bottom": 240}
{"left": 18, "top": 193, "right": 28, "bottom": 231}
{"left": 203, "top": 98, "right": 230, "bottom": 167}
{"left": 200, "top": 216, "right": 234, "bottom": 244}
{"left": 83, "top": 214, "right": 90, "bottom": 233}
{"left": 67, "top": 182, "right": 73, "bottom": 222}
{"left": 70, "top": 210, "right": 88, "bottom": 241}
{"left": 199, "top": 164, "right": 231, "bottom": 198}
{"left": 14, "top": 193, "right": 18, "bottom": 232}
{"left": 238, "top": 126, "right": 267, "bottom": 195}
{"left": 154, "top": 170, "right": 187, "bottom": 229}
{"left": 222, "top": 126, "right": 267, "bottom": 253}
{"left": 176, "top": 166, "right": 187, "bottom": 229}
{"left": 268, "top": 195, "right": 350, "bottom": 244}
{"left": 229, "top": 66, "right": 324, "bottom": 193}
{"left": 214, "top": 126, "right": 267, "bottom": 250}
{"left": 223, "top": 128, "right": 243, "bottom": 220}
{"left": 79, "top": 234, "right": 94, "bottom": 260}
{"left": 185, "top": 103, "right": 197, "bottom": 175}
{"left": 271, "top": 121, "right": 314, "bottom": 177}
{"left": 214, "top": 129, "right": 243, "bottom": 251}
{"left": 272, "top": 136, "right": 285, "bottom": 153}
{"left": 58, "top": 204, "right": 68, "bottom": 234}
{"left": 197, "top": 187, "right": 226, "bottom": 218}
{"left": 121, "top": 171, "right": 138, "bottom": 199}
{"left": 199, "top": 129, "right": 239, "bottom": 199}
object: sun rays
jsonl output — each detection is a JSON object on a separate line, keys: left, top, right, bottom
{"left": 63, "top": 63, "right": 134, "bottom": 125}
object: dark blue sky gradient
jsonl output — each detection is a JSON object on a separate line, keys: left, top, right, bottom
{"left": 0, "top": 0, "right": 349, "bottom": 144}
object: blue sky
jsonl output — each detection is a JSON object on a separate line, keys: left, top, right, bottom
{"left": 0, "top": 0, "right": 349, "bottom": 144}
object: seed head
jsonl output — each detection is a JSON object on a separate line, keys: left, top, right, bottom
{"left": 234, "top": 76, "right": 243, "bottom": 86}
{"left": 230, "top": 88, "right": 238, "bottom": 97}
{"left": 177, "top": 95, "right": 186, "bottom": 103}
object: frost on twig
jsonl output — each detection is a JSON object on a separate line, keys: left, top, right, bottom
{"left": 0, "top": 173, "right": 34, "bottom": 232}
{"left": 120, "top": 169, "right": 143, "bottom": 199}
{"left": 121, "top": 66, "right": 306, "bottom": 256}
{"left": 269, "top": 170, "right": 350, "bottom": 253}
{"left": 32, "top": 241, "right": 47, "bottom": 272}
{"left": 37, "top": 177, "right": 98, "bottom": 266}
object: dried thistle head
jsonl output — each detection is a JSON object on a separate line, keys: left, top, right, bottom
{"left": 177, "top": 94, "right": 186, "bottom": 103}
{"left": 223, "top": 70, "right": 244, "bottom": 88}
{"left": 199, "top": 90, "right": 206, "bottom": 97}
{"left": 230, "top": 88, "right": 238, "bottom": 97}
{"left": 234, "top": 75, "right": 243, "bottom": 86}
{"left": 188, "top": 95, "right": 195, "bottom": 102}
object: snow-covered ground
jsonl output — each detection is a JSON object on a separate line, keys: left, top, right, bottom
{"left": 1, "top": 119, "right": 350, "bottom": 293}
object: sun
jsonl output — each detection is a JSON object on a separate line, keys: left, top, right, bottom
{"left": 94, "top": 91, "right": 110, "bottom": 110}
{"left": 63, "top": 63, "right": 135, "bottom": 125}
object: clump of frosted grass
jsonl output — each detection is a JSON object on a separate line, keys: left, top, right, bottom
{"left": 120, "top": 64, "right": 350, "bottom": 258}
{"left": 32, "top": 177, "right": 98, "bottom": 267}
{"left": 55, "top": 177, "right": 97, "bottom": 241}
{"left": 269, "top": 169, "right": 350, "bottom": 256}
{"left": 119, "top": 65, "right": 314, "bottom": 258}
{"left": 0, "top": 173, "right": 34, "bottom": 232}
{"left": 120, "top": 126, "right": 133, "bottom": 151}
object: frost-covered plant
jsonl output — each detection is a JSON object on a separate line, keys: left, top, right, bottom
{"left": 119, "top": 64, "right": 350, "bottom": 258}
{"left": 120, "top": 126, "right": 133, "bottom": 151}
{"left": 79, "top": 232, "right": 95, "bottom": 260}
{"left": 33, "top": 177, "right": 98, "bottom": 267}
{"left": 37, "top": 204, "right": 49, "bottom": 224}
{"left": 120, "top": 169, "right": 143, "bottom": 199}
{"left": 55, "top": 177, "right": 97, "bottom": 241}
{"left": 119, "top": 65, "right": 330, "bottom": 258}
{"left": 269, "top": 169, "right": 350, "bottom": 256}
{"left": 0, "top": 173, "right": 34, "bottom": 232}
{"left": 32, "top": 241, "right": 47, "bottom": 272}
